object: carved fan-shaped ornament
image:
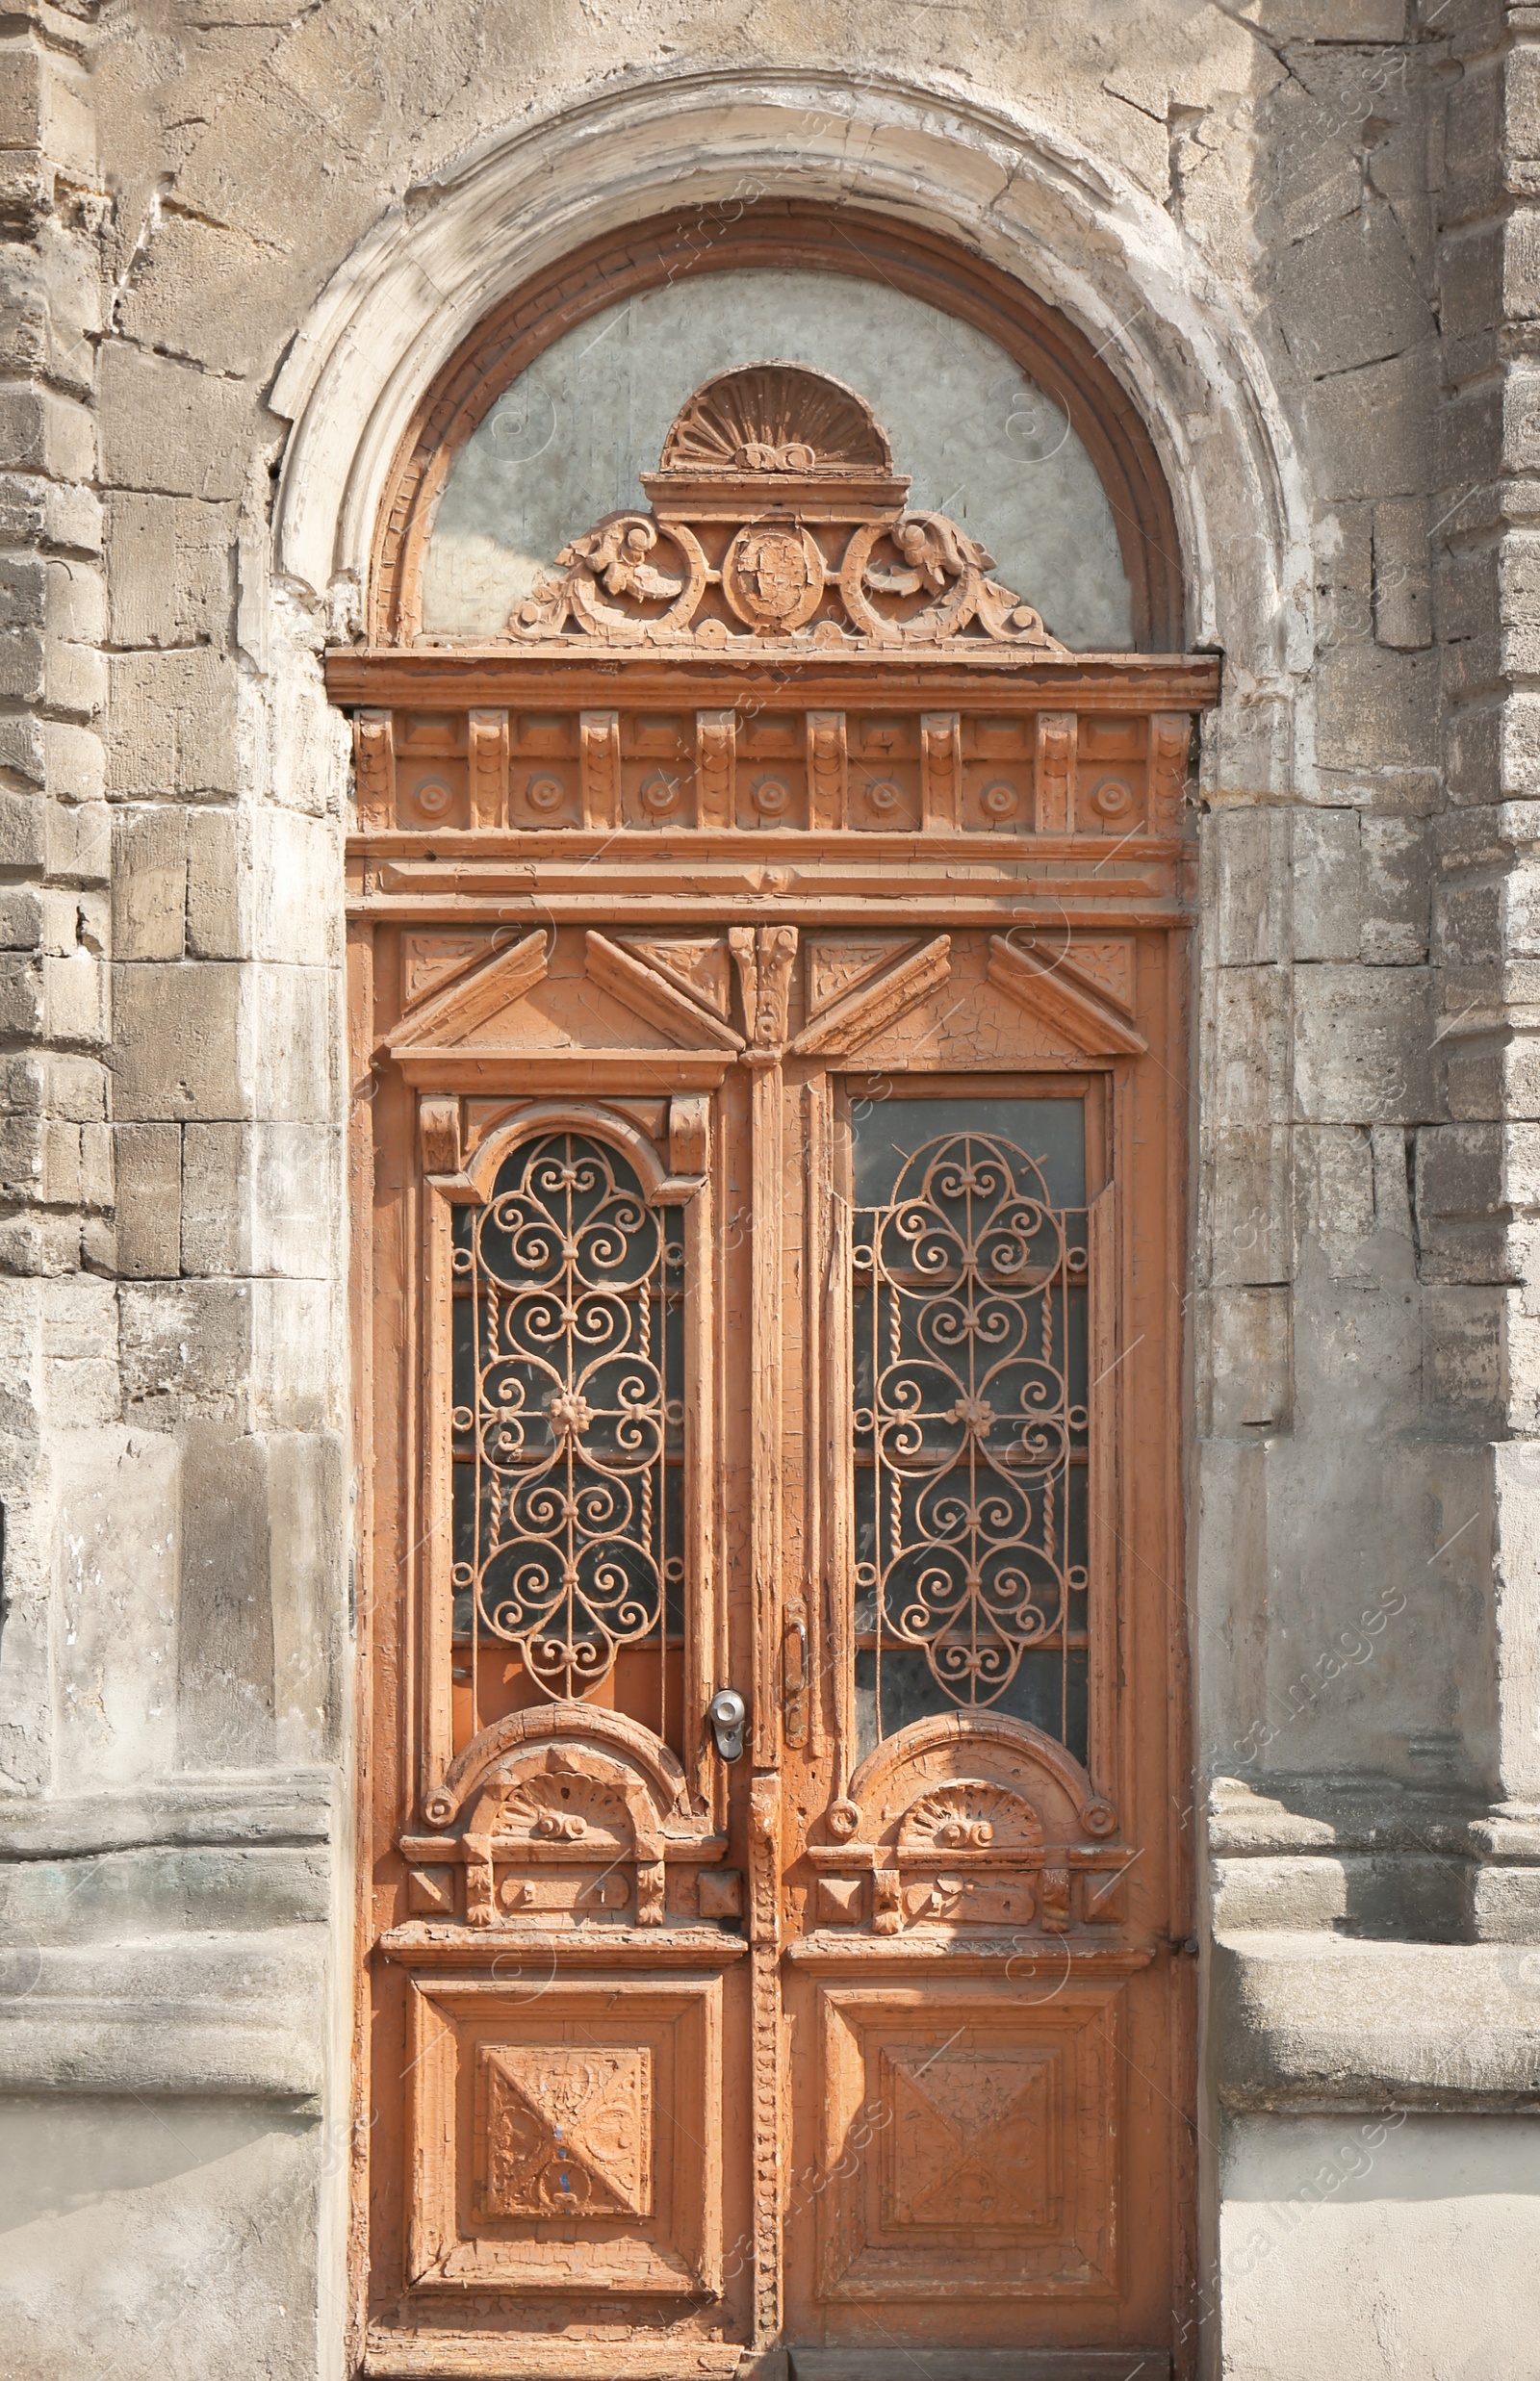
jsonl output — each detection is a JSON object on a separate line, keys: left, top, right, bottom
{"left": 497, "top": 1771, "right": 632, "bottom": 1848}
{"left": 658, "top": 362, "right": 892, "bottom": 475}
{"left": 897, "top": 1779, "right": 1045, "bottom": 1858}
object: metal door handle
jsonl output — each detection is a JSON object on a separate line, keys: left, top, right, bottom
{"left": 706, "top": 1687, "right": 747, "bottom": 1763}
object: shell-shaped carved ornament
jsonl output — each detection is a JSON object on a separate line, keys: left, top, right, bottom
{"left": 497, "top": 1769, "right": 632, "bottom": 1848}
{"left": 896, "top": 1778, "right": 1045, "bottom": 1859}
{"left": 658, "top": 362, "right": 894, "bottom": 475}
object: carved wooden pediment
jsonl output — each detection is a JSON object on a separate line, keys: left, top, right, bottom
{"left": 505, "top": 363, "right": 1070, "bottom": 658}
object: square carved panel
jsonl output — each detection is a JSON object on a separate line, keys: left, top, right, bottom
{"left": 477, "top": 2044, "right": 654, "bottom": 2218}
{"left": 406, "top": 1972, "right": 721, "bottom": 2297}
{"left": 816, "top": 1981, "right": 1121, "bottom": 2301}
{"left": 880, "top": 2043, "right": 1057, "bottom": 2235}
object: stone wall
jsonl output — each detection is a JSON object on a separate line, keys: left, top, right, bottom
{"left": 2, "top": 3, "right": 1539, "bottom": 2376}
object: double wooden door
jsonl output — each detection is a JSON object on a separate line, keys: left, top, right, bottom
{"left": 342, "top": 369, "right": 1212, "bottom": 2381}
{"left": 350, "top": 861, "right": 1199, "bottom": 2381}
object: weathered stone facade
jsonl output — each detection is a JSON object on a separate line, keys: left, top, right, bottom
{"left": 2, "top": 3, "right": 1539, "bottom": 2375}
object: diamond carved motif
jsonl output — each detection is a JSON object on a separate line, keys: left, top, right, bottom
{"left": 882, "top": 2044, "right": 1056, "bottom": 2233}
{"left": 477, "top": 2045, "right": 653, "bottom": 2218}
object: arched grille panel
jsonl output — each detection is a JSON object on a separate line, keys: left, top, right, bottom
{"left": 450, "top": 1131, "right": 685, "bottom": 1706}
{"left": 851, "top": 1121, "right": 1090, "bottom": 1757}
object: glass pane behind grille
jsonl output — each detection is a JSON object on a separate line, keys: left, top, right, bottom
{"left": 849, "top": 1098, "right": 1089, "bottom": 1760}
{"left": 450, "top": 1132, "right": 684, "bottom": 1710}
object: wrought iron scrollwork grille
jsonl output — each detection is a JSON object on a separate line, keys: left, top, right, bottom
{"left": 852, "top": 1129, "right": 1091, "bottom": 1753}
{"left": 450, "top": 1131, "right": 685, "bottom": 1709}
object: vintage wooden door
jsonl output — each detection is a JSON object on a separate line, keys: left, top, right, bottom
{"left": 341, "top": 365, "right": 1218, "bottom": 2381}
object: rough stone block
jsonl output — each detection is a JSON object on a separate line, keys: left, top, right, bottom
{"left": 248, "top": 1122, "right": 337, "bottom": 1278}
{"left": 1212, "top": 966, "right": 1292, "bottom": 1126}
{"left": 1205, "top": 1124, "right": 1294, "bottom": 1289}
{"left": 53, "top": 1426, "right": 181, "bottom": 1789}
{"left": 1294, "top": 965, "right": 1437, "bottom": 1124}
{"left": 1504, "top": 205, "right": 1540, "bottom": 321}
{"left": 97, "top": 343, "right": 252, "bottom": 500}
{"left": 1304, "top": 349, "right": 1432, "bottom": 499}
{"left": 1316, "top": 502, "right": 1373, "bottom": 653}
{"left": 0, "top": 954, "right": 42, "bottom": 1036}
{"left": 173, "top": 64, "right": 377, "bottom": 259}
{"left": 1467, "top": 1865, "right": 1540, "bottom": 1941}
{"left": 1292, "top": 1124, "right": 1381, "bottom": 1284}
{"left": 104, "top": 493, "right": 235, "bottom": 649}
{"left": 1273, "top": 206, "right": 1435, "bottom": 380}
{"left": 0, "top": 474, "right": 100, "bottom": 560}
{"left": 42, "top": 951, "right": 106, "bottom": 1044}
{"left": 44, "top": 1052, "right": 109, "bottom": 1124}
{"left": 250, "top": 1277, "right": 341, "bottom": 1432}
{"left": 115, "top": 1122, "right": 182, "bottom": 1279}
{"left": 1440, "top": 219, "right": 1502, "bottom": 354}
{"left": 44, "top": 796, "right": 109, "bottom": 888}
{"left": 118, "top": 1279, "right": 250, "bottom": 1425}
{"left": 0, "top": 888, "right": 42, "bottom": 951}
{"left": 0, "top": 1114, "right": 42, "bottom": 1201}
{"left": 1437, "top": 375, "right": 1501, "bottom": 496}
{"left": 1204, "top": 1285, "right": 1293, "bottom": 1433}
{"left": 110, "top": 962, "right": 243, "bottom": 1121}
{"left": 251, "top": 806, "right": 335, "bottom": 966}
{"left": 0, "top": 789, "right": 44, "bottom": 872}
{"left": 113, "top": 806, "right": 186, "bottom": 960}
{"left": 40, "top": 718, "right": 106, "bottom": 805}
{"left": 177, "top": 1420, "right": 276, "bottom": 1766}
{"left": 1315, "top": 642, "right": 1439, "bottom": 773}
{"left": 185, "top": 806, "right": 243, "bottom": 959}
{"left": 1360, "top": 817, "right": 1429, "bottom": 961}
{"left": 1205, "top": 805, "right": 1290, "bottom": 965}
{"left": 107, "top": 648, "right": 239, "bottom": 800}
{"left": 1508, "top": 42, "right": 1540, "bottom": 162}
{"left": 1424, "top": 1284, "right": 1504, "bottom": 1428}
{"left": 245, "top": 963, "right": 331, "bottom": 1125}
{"left": 270, "top": 1428, "right": 345, "bottom": 1764}
{"left": 116, "top": 212, "right": 283, "bottom": 383}
{"left": 1443, "top": 52, "right": 1502, "bottom": 219}
{"left": 1373, "top": 497, "right": 1432, "bottom": 650}
{"left": 1293, "top": 811, "right": 1362, "bottom": 961}
{"left": 1415, "top": 1121, "right": 1508, "bottom": 1283}
{"left": 1433, "top": 874, "right": 1502, "bottom": 967}
{"left": 40, "top": 1275, "right": 119, "bottom": 1426}
{"left": 179, "top": 1120, "right": 242, "bottom": 1276}
{"left": 0, "top": 383, "right": 93, "bottom": 479}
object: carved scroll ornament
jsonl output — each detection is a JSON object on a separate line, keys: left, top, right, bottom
{"left": 505, "top": 364, "right": 1069, "bottom": 658}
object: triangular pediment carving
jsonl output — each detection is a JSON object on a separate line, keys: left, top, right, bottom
{"left": 503, "top": 364, "right": 1071, "bottom": 658}
{"left": 384, "top": 927, "right": 747, "bottom": 1088}
{"left": 804, "top": 934, "right": 916, "bottom": 1019}
{"left": 810, "top": 934, "right": 1145, "bottom": 1071}
{"left": 987, "top": 934, "right": 1147, "bottom": 1057}
{"left": 402, "top": 931, "right": 495, "bottom": 1010}
{"left": 792, "top": 934, "right": 951, "bottom": 1059}
{"left": 388, "top": 929, "right": 550, "bottom": 1054}
{"left": 614, "top": 934, "right": 735, "bottom": 1024}
{"left": 585, "top": 934, "right": 744, "bottom": 1050}
{"left": 1049, "top": 935, "right": 1137, "bottom": 1017}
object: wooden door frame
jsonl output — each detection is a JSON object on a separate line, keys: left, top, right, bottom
{"left": 337, "top": 354, "right": 1216, "bottom": 2381}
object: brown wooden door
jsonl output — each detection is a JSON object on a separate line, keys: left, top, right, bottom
{"left": 344, "top": 365, "right": 1211, "bottom": 2381}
